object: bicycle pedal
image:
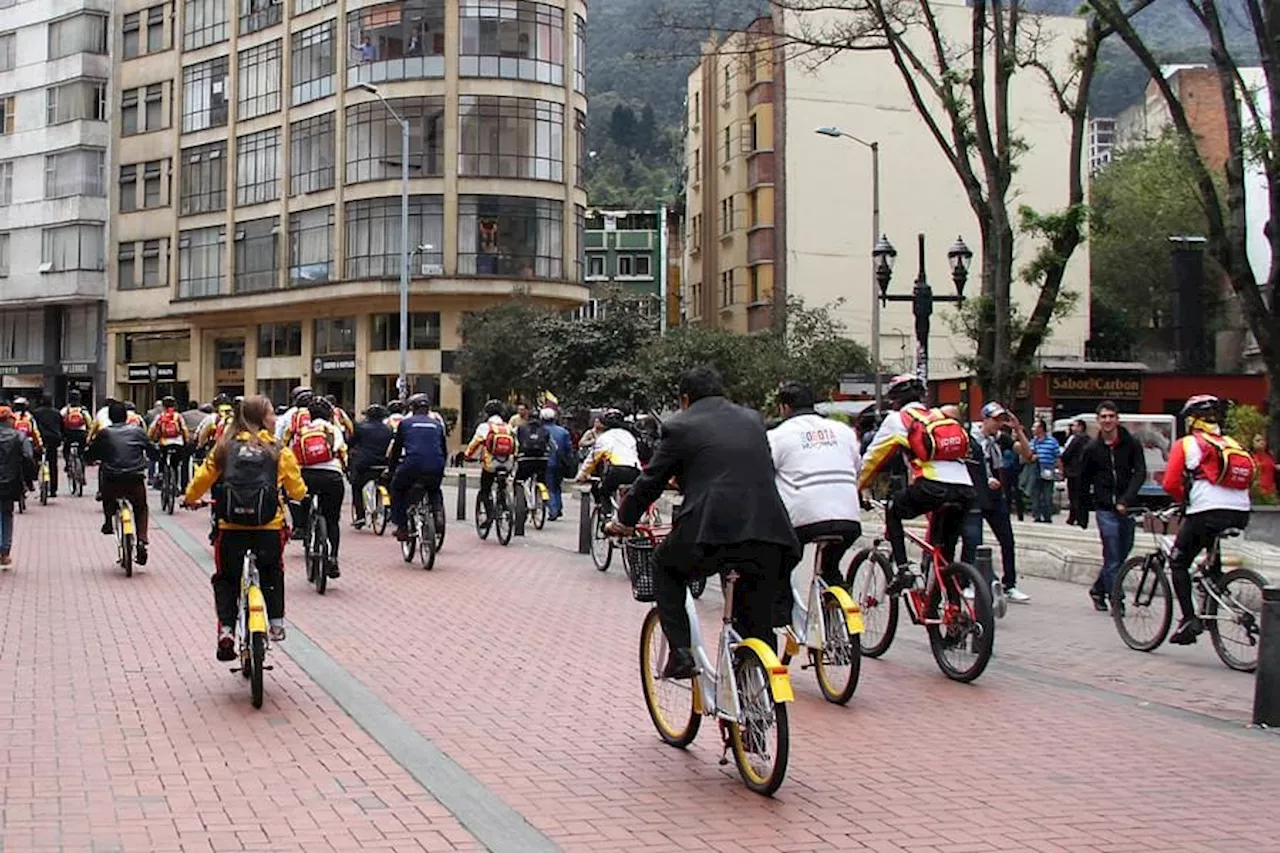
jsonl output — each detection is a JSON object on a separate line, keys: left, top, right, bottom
{"left": 229, "top": 667, "right": 241, "bottom": 673}
{"left": 262, "top": 665, "right": 274, "bottom": 671}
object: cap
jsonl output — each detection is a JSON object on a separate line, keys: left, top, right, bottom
{"left": 981, "top": 402, "right": 1008, "bottom": 419}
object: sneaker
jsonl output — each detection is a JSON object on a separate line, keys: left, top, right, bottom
{"left": 1005, "top": 587, "right": 1031, "bottom": 604}
{"left": 326, "top": 560, "right": 340, "bottom": 579}
{"left": 1169, "top": 616, "right": 1204, "bottom": 645}
{"left": 352, "top": 519, "right": 366, "bottom": 530}
{"left": 100, "top": 521, "right": 113, "bottom": 536}
{"left": 1089, "top": 590, "right": 1109, "bottom": 612}
{"left": 0, "top": 553, "right": 10, "bottom": 570}
{"left": 268, "top": 624, "right": 287, "bottom": 642}
{"left": 216, "top": 628, "right": 235, "bottom": 661}
{"left": 660, "top": 647, "right": 696, "bottom": 679}
{"left": 886, "top": 566, "right": 916, "bottom": 596}
{"left": 135, "top": 543, "right": 148, "bottom": 566}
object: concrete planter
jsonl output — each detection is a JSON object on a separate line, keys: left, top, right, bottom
{"left": 1244, "top": 505, "right": 1280, "bottom": 547}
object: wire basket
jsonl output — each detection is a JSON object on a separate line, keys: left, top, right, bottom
{"left": 623, "top": 536, "right": 658, "bottom": 602}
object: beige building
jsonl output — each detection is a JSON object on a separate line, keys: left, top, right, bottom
{"left": 683, "top": 6, "right": 1090, "bottom": 375}
{"left": 108, "top": 0, "right": 588, "bottom": 435}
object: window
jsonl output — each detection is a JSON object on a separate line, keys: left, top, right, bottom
{"left": 0, "top": 97, "right": 14, "bottom": 134}
{"left": 148, "top": 6, "right": 168, "bottom": 52}
{"left": 618, "top": 255, "right": 632, "bottom": 277}
{"left": 0, "top": 233, "right": 8, "bottom": 277}
{"left": 0, "top": 33, "right": 15, "bottom": 71}
{"left": 0, "top": 311, "right": 44, "bottom": 364}
{"left": 49, "top": 13, "right": 108, "bottom": 59}
{"left": 458, "top": 95, "right": 563, "bottom": 182}
{"left": 123, "top": 83, "right": 170, "bottom": 136}
{"left": 123, "top": 12, "right": 142, "bottom": 58}
{"left": 289, "top": 206, "right": 332, "bottom": 283}
{"left": 749, "top": 266, "right": 760, "bottom": 303}
{"left": 721, "top": 126, "right": 730, "bottom": 162}
{"left": 182, "top": 56, "right": 230, "bottom": 133}
{"left": 183, "top": 0, "right": 229, "bottom": 50}
{"left": 345, "top": 196, "right": 443, "bottom": 278}
{"left": 180, "top": 141, "right": 226, "bottom": 214}
{"left": 0, "top": 162, "right": 12, "bottom": 206}
{"left": 258, "top": 378, "right": 295, "bottom": 404}
{"left": 458, "top": 195, "right": 562, "bottom": 279}
{"left": 573, "top": 15, "right": 585, "bottom": 93}
{"left": 586, "top": 254, "right": 603, "bottom": 278}
{"left": 290, "top": 113, "right": 334, "bottom": 195}
{"left": 346, "top": 0, "right": 445, "bottom": 87}
{"left": 237, "top": 40, "right": 281, "bottom": 120}
{"left": 291, "top": 19, "right": 335, "bottom": 105}
{"left": 116, "top": 331, "right": 192, "bottom": 363}
{"left": 635, "top": 255, "right": 651, "bottom": 277}
{"left": 46, "top": 79, "right": 107, "bottom": 124}
{"left": 459, "top": 0, "right": 563, "bottom": 84}
{"left": 259, "top": 322, "right": 302, "bottom": 357}
{"left": 178, "top": 226, "right": 225, "bottom": 297}
{"left": 575, "top": 110, "right": 586, "bottom": 188}
{"left": 240, "top": 0, "right": 281, "bottom": 35}
{"left": 723, "top": 66, "right": 731, "bottom": 100}
{"left": 313, "top": 317, "right": 354, "bottom": 354}
{"left": 143, "top": 161, "right": 167, "bottom": 208}
{"left": 720, "top": 195, "right": 735, "bottom": 235}
{"left": 295, "top": 0, "right": 334, "bottom": 14}
{"left": 61, "top": 305, "right": 99, "bottom": 362}
{"left": 143, "top": 239, "right": 168, "bottom": 287}
{"left": 236, "top": 128, "right": 280, "bottom": 206}
{"left": 370, "top": 374, "right": 437, "bottom": 406}
{"left": 370, "top": 312, "right": 440, "bottom": 350}
{"left": 45, "top": 149, "right": 105, "bottom": 199}
{"left": 346, "top": 96, "right": 444, "bottom": 182}
{"left": 720, "top": 269, "right": 733, "bottom": 306}
{"left": 118, "top": 243, "right": 136, "bottom": 288}
{"left": 234, "top": 216, "right": 279, "bottom": 293}
{"left": 41, "top": 224, "right": 104, "bottom": 271}
{"left": 574, "top": 204, "right": 584, "bottom": 282}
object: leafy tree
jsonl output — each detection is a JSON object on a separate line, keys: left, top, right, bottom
{"left": 453, "top": 301, "right": 552, "bottom": 402}
{"left": 532, "top": 297, "right": 659, "bottom": 408}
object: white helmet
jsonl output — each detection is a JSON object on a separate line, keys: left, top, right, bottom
{"left": 539, "top": 407, "right": 556, "bottom": 422}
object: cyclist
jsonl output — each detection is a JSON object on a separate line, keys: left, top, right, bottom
{"left": 514, "top": 405, "right": 552, "bottom": 498}
{"left": 32, "top": 396, "right": 62, "bottom": 498}
{"left": 386, "top": 400, "right": 405, "bottom": 433}
{"left": 286, "top": 396, "right": 347, "bottom": 578}
{"left": 465, "top": 399, "right": 519, "bottom": 521}
{"left": 575, "top": 408, "right": 640, "bottom": 516}
{"left": 349, "top": 403, "right": 394, "bottom": 528}
{"left": 11, "top": 398, "right": 43, "bottom": 457}
{"left": 184, "top": 395, "right": 307, "bottom": 658}
{"left": 326, "top": 394, "right": 355, "bottom": 439}
{"left": 858, "top": 374, "right": 975, "bottom": 593}
{"left": 275, "top": 386, "right": 314, "bottom": 443}
{"left": 195, "top": 394, "right": 234, "bottom": 452}
{"left": 61, "top": 390, "right": 91, "bottom": 483}
{"left": 85, "top": 402, "right": 151, "bottom": 566}
{"left": 389, "top": 393, "right": 448, "bottom": 541}
{"left": 148, "top": 395, "right": 190, "bottom": 492}
{"left": 1162, "top": 394, "right": 1253, "bottom": 645}
{"left": 124, "top": 401, "right": 145, "bottom": 428}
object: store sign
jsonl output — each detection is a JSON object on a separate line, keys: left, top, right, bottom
{"left": 0, "top": 365, "right": 40, "bottom": 376}
{"left": 313, "top": 355, "right": 356, "bottom": 376}
{"left": 1047, "top": 373, "right": 1143, "bottom": 400}
{"left": 61, "top": 362, "right": 92, "bottom": 376}
{"left": 126, "top": 362, "right": 178, "bottom": 382}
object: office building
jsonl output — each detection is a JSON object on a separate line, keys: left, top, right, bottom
{"left": 575, "top": 207, "right": 660, "bottom": 319}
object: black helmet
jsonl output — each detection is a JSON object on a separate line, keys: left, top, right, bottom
{"left": 290, "top": 385, "right": 312, "bottom": 404}
{"left": 162, "top": 395, "right": 176, "bottom": 408}
{"left": 365, "top": 404, "right": 389, "bottom": 421}
{"left": 1181, "top": 394, "right": 1222, "bottom": 423}
{"left": 602, "top": 408, "right": 626, "bottom": 430}
{"left": 275, "top": 404, "right": 288, "bottom": 416}
{"left": 307, "top": 397, "right": 334, "bottom": 422}
{"left": 12, "top": 397, "right": 27, "bottom": 412}
{"left": 408, "top": 393, "right": 432, "bottom": 413}
{"left": 67, "top": 390, "right": 82, "bottom": 405}
{"left": 387, "top": 400, "right": 403, "bottom": 415}
{"left": 483, "top": 399, "right": 505, "bottom": 418}
{"left": 125, "top": 401, "right": 137, "bottom": 412}
{"left": 885, "top": 374, "right": 926, "bottom": 408}
{"left": 212, "top": 393, "right": 231, "bottom": 407}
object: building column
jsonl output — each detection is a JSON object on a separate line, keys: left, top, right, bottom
{"left": 354, "top": 311, "right": 370, "bottom": 413}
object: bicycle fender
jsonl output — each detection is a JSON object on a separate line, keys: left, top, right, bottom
{"left": 120, "top": 507, "right": 135, "bottom": 537}
{"left": 246, "top": 586, "right": 269, "bottom": 634}
{"left": 736, "top": 638, "right": 794, "bottom": 703}
{"left": 378, "top": 486, "right": 390, "bottom": 507}
{"left": 824, "top": 586, "right": 865, "bottom": 636}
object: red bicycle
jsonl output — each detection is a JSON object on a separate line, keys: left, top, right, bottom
{"left": 845, "top": 499, "right": 995, "bottom": 682}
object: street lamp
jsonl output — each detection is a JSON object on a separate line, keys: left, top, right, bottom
{"left": 947, "top": 236, "right": 973, "bottom": 297}
{"left": 877, "top": 233, "right": 971, "bottom": 384}
{"left": 357, "top": 82, "right": 411, "bottom": 402}
{"left": 872, "top": 235, "right": 897, "bottom": 299}
{"left": 815, "top": 124, "right": 883, "bottom": 407}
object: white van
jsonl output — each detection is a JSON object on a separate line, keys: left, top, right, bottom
{"left": 1052, "top": 413, "right": 1176, "bottom": 498}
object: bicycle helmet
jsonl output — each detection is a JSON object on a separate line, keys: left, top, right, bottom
{"left": 12, "top": 397, "right": 27, "bottom": 412}
{"left": 212, "top": 393, "right": 231, "bottom": 407}
{"left": 483, "top": 399, "right": 505, "bottom": 418}
{"left": 407, "top": 392, "right": 432, "bottom": 413}
{"left": 67, "top": 390, "right": 82, "bottom": 405}
{"left": 539, "top": 407, "right": 556, "bottom": 422}
{"left": 161, "top": 395, "right": 176, "bottom": 408}
{"left": 1180, "top": 394, "right": 1223, "bottom": 423}
{"left": 885, "top": 374, "right": 926, "bottom": 408}
{"left": 365, "top": 403, "right": 389, "bottom": 421}
{"left": 307, "top": 397, "right": 334, "bottom": 423}
{"left": 290, "top": 385, "right": 313, "bottom": 406}
{"left": 275, "top": 405, "right": 288, "bottom": 416}
{"left": 125, "top": 401, "right": 137, "bottom": 412}
{"left": 602, "top": 408, "right": 626, "bottom": 430}
{"left": 387, "top": 400, "right": 403, "bottom": 415}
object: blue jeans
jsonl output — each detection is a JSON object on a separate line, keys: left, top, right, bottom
{"left": 1031, "top": 477, "right": 1055, "bottom": 521}
{"left": 546, "top": 465, "right": 563, "bottom": 518}
{"left": 0, "top": 500, "right": 11, "bottom": 554}
{"left": 1093, "top": 509, "right": 1136, "bottom": 598}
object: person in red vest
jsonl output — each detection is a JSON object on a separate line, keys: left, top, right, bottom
{"left": 1251, "top": 434, "right": 1276, "bottom": 497}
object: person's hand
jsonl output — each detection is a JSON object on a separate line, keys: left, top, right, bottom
{"left": 988, "top": 477, "right": 1002, "bottom": 491}
{"left": 1115, "top": 503, "right": 1127, "bottom": 517}
{"left": 604, "top": 519, "right": 633, "bottom": 537}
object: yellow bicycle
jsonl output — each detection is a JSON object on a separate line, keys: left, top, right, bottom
{"left": 234, "top": 551, "right": 271, "bottom": 709}
{"left": 113, "top": 498, "right": 136, "bottom": 577}
{"left": 354, "top": 467, "right": 391, "bottom": 536}
{"left": 37, "top": 459, "right": 50, "bottom": 505}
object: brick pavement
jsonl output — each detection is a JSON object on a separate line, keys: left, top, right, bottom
{"left": 6, "top": 488, "right": 1280, "bottom": 853}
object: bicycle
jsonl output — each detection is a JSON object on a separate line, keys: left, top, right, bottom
{"left": 474, "top": 468, "right": 514, "bottom": 546}
{"left": 158, "top": 449, "right": 182, "bottom": 515}
{"left": 302, "top": 494, "right": 330, "bottom": 595}
{"left": 400, "top": 487, "right": 445, "bottom": 570}
{"left": 353, "top": 467, "right": 390, "bottom": 536}
{"left": 66, "top": 443, "right": 85, "bottom": 497}
{"left": 779, "top": 537, "right": 864, "bottom": 704}
{"left": 113, "top": 497, "right": 137, "bottom": 578}
{"left": 37, "top": 458, "right": 50, "bottom": 506}
{"left": 633, "top": 528, "right": 794, "bottom": 796}
{"left": 846, "top": 499, "right": 996, "bottom": 683}
{"left": 1112, "top": 505, "right": 1266, "bottom": 672}
{"left": 234, "top": 551, "right": 272, "bottom": 709}
{"left": 514, "top": 458, "right": 550, "bottom": 531}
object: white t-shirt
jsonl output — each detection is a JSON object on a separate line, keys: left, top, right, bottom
{"left": 768, "top": 413, "right": 861, "bottom": 529}
{"left": 1180, "top": 435, "right": 1252, "bottom": 514}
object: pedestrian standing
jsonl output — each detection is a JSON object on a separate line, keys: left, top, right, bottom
{"left": 1251, "top": 434, "right": 1275, "bottom": 498}
{"left": 1028, "top": 420, "right": 1062, "bottom": 522}
{"left": 0, "top": 405, "right": 35, "bottom": 568}
{"left": 961, "top": 402, "right": 1033, "bottom": 603}
{"left": 1062, "top": 418, "right": 1090, "bottom": 528}
{"left": 542, "top": 407, "right": 573, "bottom": 521}
{"left": 999, "top": 427, "right": 1027, "bottom": 521}
{"left": 1080, "top": 400, "right": 1146, "bottom": 612}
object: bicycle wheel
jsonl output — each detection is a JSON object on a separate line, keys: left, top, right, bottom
{"left": 689, "top": 574, "right": 708, "bottom": 599}
{"left": 433, "top": 508, "right": 446, "bottom": 552}
{"left": 38, "top": 472, "right": 47, "bottom": 506}
{"left": 314, "top": 516, "right": 328, "bottom": 595}
{"left": 72, "top": 459, "right": 84, "bottom": 497}
{"left": 250, "top": 632, "right": 266, "bottom": 709}
{"left": 1112, "top": 554, "right": 1173, "bottom": 652}
{"left": 590, "top": 506, "right": 613, "bottom": 571}
{"left": 845, "top": 548, "right": 898, "bottom": 658}
{"left": 729, "top": 646, "right": 789, "bottom": 796}
{"left": 120, "top": 531, "right": 134, "bottom": 578}
{"left": 474, "top": 493, "right": 491, "bottom": 540}
{"left": 1206, "top": 568, "right": 1266, "bottom": 672}
{"left": 926, "top": 561, "right": 994, "bottom": 683}
{"left": 638, "top": 607, "right": 700, "bottom": 747}
{"left": 512, "top": 484, "right": 528, "bottom": 532}
{"left": 400, "top": 513, "right": 417, "bottom": 562}
{"left": 813, "top": 591, "right": 861, "bottom": 705}
{"left": 531, "top": 484, "right": 546, "bottom": 530}
{"left": 419, "top": 505, "right": 437, "bottom": 571}
{"left": 495, "top": 489, "right": 513, "bottom": 546}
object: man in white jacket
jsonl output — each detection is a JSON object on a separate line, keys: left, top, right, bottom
{"left": 767, "top": 381, "right": 862, "bottom": 587}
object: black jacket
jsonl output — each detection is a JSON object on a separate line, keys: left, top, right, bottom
{"left": 1079, "top": 427, "right": 1147, "bottom": 511}
{"left": 33, "top": 405, "right": 62, "bottom": 448}
{"left": 85, "top": 423, "right": 150, "bottom": 478}
{"left": 349, "top": 420, "right": 393, "bottom": 470}
{"left": 1061, "top": 432, "right": 1088, "bottom": 478}
{"left": 617, "top": 396, "right": 801, "bottom": 570}
{"left": 0, "top": 425, "right": 35, "bottom": 500}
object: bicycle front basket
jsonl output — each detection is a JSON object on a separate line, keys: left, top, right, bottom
{"left": 623, "top": 537, "right": 658, "bottom": 603}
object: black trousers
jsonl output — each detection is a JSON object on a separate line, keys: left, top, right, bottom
{"left": 101, "top": 475, "right": 149, "bottom": 544}
{"left": 591, "top": 465, "right": 640, "bottom": 513}
{"left": 886, "top": 479, "right": 975, "bottom": 568}
{"left": 42, "top": 442, "right": 60, "bottom": 494}
{"left": 1066, "top": 475, "right": 1087, "bottom": 528}
{"left": 514, "top": 457, "right": 547, "bottom": 485}
{"left": 1168, "top": 509, "right": 1250, "bottom": 620}
{"left": 212, "top": 528, "right": 286, "bottom": 628}
{"left": 794, "top": 519, "right": 861, "bottom": 588}
{"left": 350, "top": 464, "right": 386, "bottom": 520}
{"left": 298, "top": 468, "right": 345, "bottom": 560}
{"left": 657, "top": 541, "right": 789, "bottom": 650}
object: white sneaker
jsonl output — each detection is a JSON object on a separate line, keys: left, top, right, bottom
{"left": 962, "top": 586, "right": 975, "bottom": 600}
{"left": 1005, "top": 587, "right": 1031, "bottom": 604}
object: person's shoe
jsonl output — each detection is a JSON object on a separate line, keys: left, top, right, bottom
{"left": 268, "top": 624, "right": 287, "bottom": 642}
{"left": 1005, "top": 587, "right": 1031, "bottom": 604}
{"left": 135, "top": 543, "right": 148, "bottom": 566}
{"left": 100, "top": 521, "right": 113, "bottom": 535}
{"left": 216, "top": 628, "right": 236, "bottom": 661}
{"left": 326, "top": 560, "right": 341, "bottom": 579}
{"left": 962, "top": 586, "right": 975, "bottom": 601}
{"left": 352, "top": 519, "right": 366, "bottom": 530}
{"left": 394, "top": 526, "right": 409, "bottom": 541}
{"left": 1169, "top": 616, "right": 1204, "bottom": 645}
{"left": 886, "top": 566, "right": 916, "bottom": 596}
{"left": 0, "top": 554, "right": 11, "bottom": 570}
{"left": 1089, "top": 590, "right": 1109, "bottom": 612}
{"left": 660, "top": 647, "right": 697, "bottom": 679}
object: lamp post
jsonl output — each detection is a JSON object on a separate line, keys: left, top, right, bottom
{"left": 815, "top": 125, "right": 882, "bottom": 407}
{"left": 876, "top": 233, "right": 972, "bottom": 384}
{"left": 357, "top": 82, "right": 410, "bottom": 401}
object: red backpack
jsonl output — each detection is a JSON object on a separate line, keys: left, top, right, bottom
{"left": 900, "top": 407, "right": 969, "bottom": 462}
{"left": 293, "top": 424, "right": 335, "bottom": 467}
{"left": 1193, "top": 432, "right": 1255, "bottom": 490}
{"left": 485, "top": 422, "right": 515, "bottom": 458}
{"left": 14, "top": 417, "right": 31, "bottom": 437}
{"left": 63, "top": 406, "right": 86, "bottom": 430}
{"left": 158, "top": 410, "right": 182, "bottom": 439}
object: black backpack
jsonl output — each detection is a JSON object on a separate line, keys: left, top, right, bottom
{"left": 522, "top": 422, "right": 550, "bottom": 457}
{"left": 218, "top": 440, "right": 280, "bottom": 526}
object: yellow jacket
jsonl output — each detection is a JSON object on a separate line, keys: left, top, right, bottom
{"left": 185, "top": 430, "right": 307, "bottom": 530}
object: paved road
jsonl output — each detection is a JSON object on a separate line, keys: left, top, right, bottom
{"left": 1, "top": 488, "right": 1276, "bottom": 853}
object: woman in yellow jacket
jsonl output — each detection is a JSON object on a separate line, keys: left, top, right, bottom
{"left": 184, "top": 395, "right": 307, "bottom": 661}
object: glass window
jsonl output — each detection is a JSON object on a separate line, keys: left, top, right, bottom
{"left": 234, "top": 216, "right": 279, "bottom": 293}
{"left": 290, "top": 112, "right": 335, "bottom": 195}
{"left": 370, "top": 374, "right": 437, "bottom": 406}
{"left": 180, "top": 141, "right": 226, "bottom": 214}
{"left": 142, "top": 239, "right": 168, "bottom": 286}
{"left": 258, "top": 322, "right": 302, "bottom": 357}
{"left": 146, "top": 84, "right": 167, "bottom": 132}
{"left": 370, "top": 312, "right": 440, "bottom": 350}
{"left": 45, "top": 149, "right": 105, "bottom": 199}
{"left": 295, "top": 0, "right": 334, "bottom": 14}
{"left": 122, "top": 89, "right": 139, "bottom": 135}
{"left": 118, "top": 242, "right": 136, "bottom": 288}
{"left": 258, "top": 378, "right": 295, "bottom": 405}
{"left": 573, "top": 15, "right": 585, "bottom": 93}
{"left": 0, "top": 97, "right": 14, "bottom": 135}
{"left": 458, "top": 95, "right": 562, "bottom": 182}
{"left": 61, "top": 305, "right": 99, "bottom": 363}
{"left": 236, "top": 127, "right": 280, "bottom": 206}
{"left": 0, "top": 233, "right": 9, "bottom": 277}
{"left": 182, "top": 56, "right": 230, "bottom": 133}
{"left": 289, "top": 206, "right": 332, "bottom": 284}
{"left": 239, "top": 0, "right": 281, "bottom": 35}
{"left": 0, "top": 310, "right": 44, "bottom": 364}
{"left": 0, "top": 33, "right": 14, "bottom": 71}
{"left": 237, "top": 40, "right": 281, "bottom": 120}
{"left": 46, "top": 79, "right": 107, "bottom": 125}
{"left": 346, "top": 0, "right": 445, "bottom": 87}
{"left": 459, "top": 0, "right": 563, "bottom": 85}
{"left": 587, "top": 255, "right": 602, "bottom": 278}
{"left": 123, "top": 12, "right": 141, "bottom": 58}
{"left": 41, "top": 224, "right": 104, "bottom": 272}
{"left": 183, "top": 0, "right": 229, "bottom": 50}
{"left": 635, "top": 255, "right": 651, "bottom": 277}
{"left": 618, "top": 255, "right": 632, "bottom": 276}
{"left": 292, "top": 19, "right": 335, "bottom": 105}
{"left": 346, "top": 96, "right": 444, "bottom": 182}
{"left": 143, "top": 161, "right": 166, "bottom": 208}
{"left": 0, "top": 161, "right": 10, "bottom": 205}
{"left": 458, "top": 195, "right": 562, "bottom": 279}
{"left": 575, "top": 109, "right": 586, "bottom": 188}
{"left": 117, "top": 332, "right": 192, "bottom": 363}
{"left": 314, "top": 317, "right": 354, "bottom": 354}
{"left": 344, "top": 196, "right": 443, "bottom": 279}
{"left": 148, "top": 5, "right": 168, "bottom": 52}
{"left": 574, "top": 203, "right": 584, "bottom": 282}
{"left": 49, "top": 13, "right": 108, "bottom": 59}
{"left": 178, "top": 226, "right": 225, "bottom": 298}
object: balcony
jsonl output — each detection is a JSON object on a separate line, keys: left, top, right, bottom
{"left": 747, "top": 81, "right": 773, "bottom": 110}
{"left": 747, "top": 228, "right": 774, "bottom": 265}
{"left": 747, "top": 153, "right": 774, "bottom": 188}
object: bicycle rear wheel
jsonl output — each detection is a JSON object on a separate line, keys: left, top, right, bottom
{"left": 638, "top": 608, "right": 700, "bottom": 747}
{"left": 120, "top": 531, "right": 134, "bottom": 578}
{"left": 495, "top": 489, "right": 513, "bottom": 545}
{"left": 813, "top": 591, "right": 861, "bottom": 705}
{"left": 926, "top": 561, "right": 994, "bottom": 683}
{"left": 846, "top": 548, "right": 898, "bottom": 658}
{"left": 474, "top": 493, "right": 491, "bottom": 540}
{"left": 729, "top": 646, "right": 789, "bottom": 796}
{"left": 433, "top": 509, "right": 446, "bottom": 552}
{"left": 419, "top": 505, "right": 437, "bottom": 570}
{"left": 401, "top": 513, "right": 417, "bottom": 562}
{"left": 531, "top": 484, "right": 546, "bottom": 530}
{"left": 1206, "top": 568, "right": 1266, "bottom": 672}
{"left": 313, "top": 516, "right": 329, "bottom": 595}
{"left": 250, "top": 632, "right": 266, "bottom": 709}
{"left": 1112, "top": 554, "right": 1173, "bottom": 652}
{"left": 590, "top": 506, "right": 613, "bottom": 571}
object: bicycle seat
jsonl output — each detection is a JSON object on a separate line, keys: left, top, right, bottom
{"left": 809, "top": 535, "right": 847, "bottom": 545}
{"left": 1221, "top": 528, "right": 1243, "bottom": 539}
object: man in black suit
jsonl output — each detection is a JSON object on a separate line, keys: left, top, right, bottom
{"left": 609, "top": 366, "right": 801, "bottom": 679}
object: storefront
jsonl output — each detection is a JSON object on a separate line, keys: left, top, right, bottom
{"left": 120, "top": 361, "right": 185, "bottom": 409}
{"left": 0, "top": 364, "right": 48, "bottom": 402}
{"left": 58, "top": 361, "right": 96, "bottom": 407}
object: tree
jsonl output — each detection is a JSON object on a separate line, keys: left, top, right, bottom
{"left": 532, "top": 298, "right": 659, "bottom": 408}
{"left": 453, "top": 301, "right": 551, "bottom": 402}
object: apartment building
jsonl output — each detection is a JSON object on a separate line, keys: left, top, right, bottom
{"left": 0, "top": 1, "right": 111, "bottom": 405}
{"left": 574, "top": 208, "right": 661, "bottom": 319}
{"left": 108, "top": 0, "right": 588, "bottom": 429}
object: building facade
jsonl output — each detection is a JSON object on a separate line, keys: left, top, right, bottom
{"left": 108, "top": 0, "right": 588, "bottom": 430}
{"left": 0, "top": 1, "right": 112, "bottom": 405}
{"left": 575, "top": 208, "right": 660, "bottom": 318}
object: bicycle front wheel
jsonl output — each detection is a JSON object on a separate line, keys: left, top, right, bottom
{"left": 590, "top": 506, "right": 613, "bottom": 571}
{"left": 1206, "top": 568, "right": 1266, "bottom": 672}
{"left": 638, "top": 608, "right": 700, "bottom": 747}
{"left": 474, "top": 493, "right": 491, "bottom": 540}
{"left": 313, "top": 517, "right": 329, "bottom": 595}
{"left": 531, "top": 485, "right": 546, "bottom": 530}
{"left": 419, "top": 507, "right": 437, "bottom": 571}
{"left": 846, "top": 548, "right": 898, "bottom": 658}
{"left": 926, "top": 561, "right": 994, "bottom": 683}
{"left": 250, "top": 632, "right": 266, "bottom": 709}
{"left": 813, "top": 591, "right": 861, "bottom": 705}
{"left": 1112, "top": 555, "right": 1173, "bottom": 652}
{"left": 729, "top": 647, "right": 790, "bottom": 796}
{"left": 495, "top": 491, "right": 513, "bottom": 545}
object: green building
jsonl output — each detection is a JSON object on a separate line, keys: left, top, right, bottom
{"left": 577, "top": 209, "right": 665, "bottom": 320}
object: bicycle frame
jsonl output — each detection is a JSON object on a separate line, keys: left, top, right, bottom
{"left": 1138, "top": 527, "right": 1233, "bottom": 622}
{"left": 785, "top": 561, "right": 864, "bottom": 653}
{"left": 239, "top": 556, "right": 269, "bottom": 639}
{"left": 865, "top": 521, "right": 976, "bottom": 628}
